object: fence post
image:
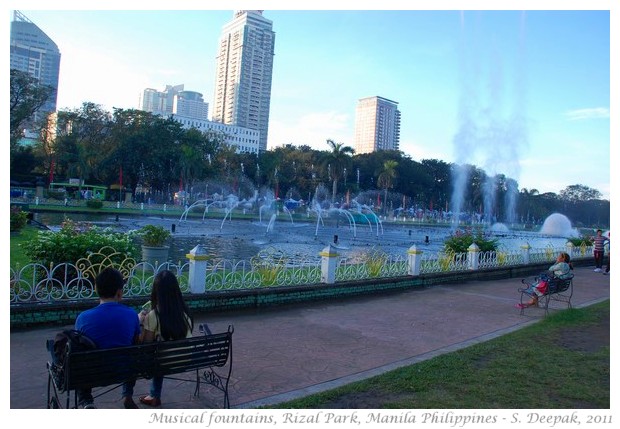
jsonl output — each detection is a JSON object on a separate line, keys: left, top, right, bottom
{"left": 407, "top": 245, "right": 422, "bottom": 276}
{"left": 521, "top": 243, "right": 531, "bottom": 265}
{"left": 467, "top": 243, "right": 480, "bottom": 270}
{"left": 187, "top": 245, "right": 209, "bottom": 293}
{"left": 320, "top": 244, "right": 339, "bottom": 284}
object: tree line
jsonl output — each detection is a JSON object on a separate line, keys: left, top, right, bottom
{"left": 10, "top": 69, "right": 609, "bottom": 228}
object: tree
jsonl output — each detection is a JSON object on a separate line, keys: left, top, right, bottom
{"left": 377, "top": 160, "right": 398, "bottom": 214}
{"left": 323, "top": 139, "right": 355, "bottom": 202}
{"left": 559, "top": 184, "right": 602, "bottom": 202}
{"left": 54, "top": 103, "right": 113, "bottom": 193}
{"left": 178, "top": 128, "right": 213, "bottom": 191}
{"left": 419, "top": 158, "right": 450, "bottom": 210}
{"left": 10, "top": 69, "right": 55, "bottom": 152}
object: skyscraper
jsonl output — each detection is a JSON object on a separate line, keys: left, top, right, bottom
{"left": 354, "top": 96, "right": 401, "bottom": 154}
{"left": 10, "top": 10, "right": 61, "bottom": 122}
{"left": 212, "top": 10, "right": 275, "bottom": 152}
{"left": 174, "top": 90, "right": 209, "bottom": 121}
{"left": 140, "top": 84, "right": 209, "bottom": 121}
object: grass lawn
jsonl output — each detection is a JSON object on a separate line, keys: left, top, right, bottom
{"left": 271, "top": 301, "right": 610, "bottom": 409}
{"left": 10, "top": 225, "right": 40, "bottom": 268}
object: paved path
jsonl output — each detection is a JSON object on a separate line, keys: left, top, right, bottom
{"left": 9, "top": 266, "right": 610, "bottom": 409}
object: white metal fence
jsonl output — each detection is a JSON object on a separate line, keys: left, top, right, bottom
{"left": 10, "top": 243, "right": 592, "bottom": 304}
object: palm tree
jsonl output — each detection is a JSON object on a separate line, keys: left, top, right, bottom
{"left": 324, "top": 139, "right": 354, "bottom": 202}
{"left": 377, "top": 160, "right": 398, "bottom": 214}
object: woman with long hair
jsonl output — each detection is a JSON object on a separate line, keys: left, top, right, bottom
{"left": 138, "top": 270, "right": 193, "bottom": 407}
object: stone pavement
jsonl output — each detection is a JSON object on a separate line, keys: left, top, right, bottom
{"left": 9, "top": 266, "right": 610, "bottom": 409}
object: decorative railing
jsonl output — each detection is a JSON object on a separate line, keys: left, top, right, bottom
{"left": 10, "top": 243, "right": 592, "bottom": 304}
{"left": 336, "top": 251, "right": 408, "bottom": 281}
{"left": 420, "top": 251, "right": 469, "bottom": 274}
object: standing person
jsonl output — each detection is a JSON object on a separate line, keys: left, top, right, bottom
{"left": 592, "top": 229, "right": 606, "bottom": 272}
{"left": 603, "top": 232, "right": 610, "bottom": 275}
{"left": 138, "top": 270, "right": 193, "bottom": 407}
{"left": 75, "top": 267, "right": 141, "bottom": 409}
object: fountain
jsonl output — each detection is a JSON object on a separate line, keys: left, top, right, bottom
{"left": 32, "top": 163, "right": 575, "bottom": 266}
{"left": 539, "top": 213, "right": 578, "bottom": 237}
{"left": 490, "top": 222, "right": 510, "bottom": 234}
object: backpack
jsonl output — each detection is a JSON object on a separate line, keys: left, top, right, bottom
{"left": 46, "top": 329, "right": 97, "bottom": 387}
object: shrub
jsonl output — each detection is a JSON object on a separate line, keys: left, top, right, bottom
{"left": 443, "top": 228, "right": 499, "bottom": 254}
{"left": 22, "top": 219, "right": 139, "bottom": 266}
{"left": 86, "top": 199, "right": 103, "bottom": 209}
{"left": 46, "top": 190, "right": 66, "bottom": 200}
{"left": 137, "top": 224, "right": 171, "bottom": 247}
{"left": 10, "top": 206, "right": 28, "bottom": 232}
{"left": 567, "top": 237, "right": 593, "bottom": 247}
{"left": 251, "top": 248, "right": 286, "bottom": 286}
{"left": 361, "top": 248, "right": 388, "bottom": 277}
{"left": 438, "top": 251, "right": 455, "bottom": 271}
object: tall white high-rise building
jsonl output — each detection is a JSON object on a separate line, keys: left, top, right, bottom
{"left": 354, "top": 96, "right": 401, "bottom": 154}
{"left": 212, "top": 10, "right": 275, "bottom": 152}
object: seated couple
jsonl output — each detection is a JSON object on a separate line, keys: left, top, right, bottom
{"left": 516, "top": 252, "right": 573, "bottom": 309}
{"left": 74, "top": 268, "right": 193, "bottom": 409}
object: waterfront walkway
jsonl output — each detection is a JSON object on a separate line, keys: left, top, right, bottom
{"left": 10, "top": 266, "right": 610, "bottom": 409}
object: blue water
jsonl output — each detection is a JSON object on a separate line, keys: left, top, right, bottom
{"left": 31, "top": 212, "right": 570, "bottom": 263}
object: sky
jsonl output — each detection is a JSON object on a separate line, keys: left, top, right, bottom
{"left": 4, "top": 0, "right": 615, "bottom": 200}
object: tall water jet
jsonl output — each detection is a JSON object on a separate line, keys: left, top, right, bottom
{"left": 482, "top": 175, "right": 496, "bottom": 224}
{"left": 450, "top": 164, "right": 470, "bottom": 227}
{"left": 451, "top": 12, "right": 529, "bottom": 227}
{"left": 504, "top": 178, "right": 519, "bottom": 224}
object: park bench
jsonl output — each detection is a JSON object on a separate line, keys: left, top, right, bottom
{"left": 518, "top": 274, "right": 574, "bottom": 316}
{"left": 46, "top": 324, "right": 234, "bottom": 409}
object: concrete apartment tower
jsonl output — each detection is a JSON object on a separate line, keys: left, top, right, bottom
{"left": 140, "top": 84, "right": 209, "bottom": 121}
{"left": 212, "top": 10, "right": 275, "bottom": 152}
{"left": 354, "top": 96, "right": 401, "bottom": 154}
{"left": 10, "top": 10, "right": 61, "bottom": 123}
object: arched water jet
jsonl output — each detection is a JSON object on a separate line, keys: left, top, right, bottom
{"left": 266, "top": 213, "right": 276, "bottom": 233}
{"left": 282, "top": 205, "right": 294, "bottom": 225}
{"left": 179, "top": 197, "right": 225, "bottom": 222}
{"left": 219, "top": 195, "right": 239, "bottom": 231}
{"left": 313, "top": 205, "right": 325, "bottom": 238}
{"left": 350, "top": 201, "right": 373, "bottom": 233}
{"left": 328, "top": 208, "right": 357, "bottom": 238}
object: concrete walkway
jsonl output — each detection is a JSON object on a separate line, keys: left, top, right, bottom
{"left": 9, "top": 266, "right": 610, "bottom": 409}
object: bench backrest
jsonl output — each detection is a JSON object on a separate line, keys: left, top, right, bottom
{"left": 547, "top": 274, "right": 573, "bottom": 294}
{"left": 62, "top": 330, "right": 232, "bottom": 391}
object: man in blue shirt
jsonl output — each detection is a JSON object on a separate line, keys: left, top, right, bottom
{"left": 75, "top": 267, "right": 140, "bottom": 409}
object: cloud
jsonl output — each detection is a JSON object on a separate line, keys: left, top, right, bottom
{"left": 399, "top": 138, "right": 452, "bottom": 162}
{"left": 565, "top": 108, "right": 610, "bottom": 121}
{"left": 268, "top": 111, "right": 352, "bottom": 150}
